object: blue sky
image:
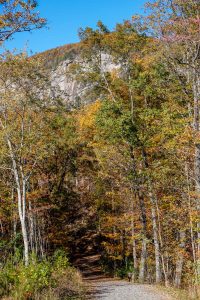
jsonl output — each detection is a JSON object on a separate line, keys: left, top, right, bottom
{"left": 4, "top": 0, "right": 147, "bottom": 55}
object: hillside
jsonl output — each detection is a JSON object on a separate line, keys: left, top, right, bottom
{"left": 35, "top": 43, "right": 80, "bottom": 69}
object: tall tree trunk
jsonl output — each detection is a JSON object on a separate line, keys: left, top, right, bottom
{"left": 139, "top": 238, "right": 147, "bottom": 283}
{"left": 129, "top": 146, "right": 148, "bottom": 282}
{"left": 156, "top": 199, "right": 169, "bottom": 287}
{"left": 148, "top": 187, "right": 161, "bottom": 284}
{"left": 120, "top": 229, "right": 126, "bottom": 267}
{"left": 131, "top": 216, "right": 137, "bottom": 273}
{"left": 174, "top": 230, "right": 186, "bottom": 288}
{"left": 28, "top": 200, "right": 35, "bottom": 254}
{"left": 185, "top": 163, "right": 198, "bottom": 282}
{"left": 21, "top": 215, "right": 29, "bottom": 266}
{"left": 16, "top": 182, "right": 29, "bottom": 266}
{"left": 131, "top": 196, "right": 137, "bottom": 276}
{"left": 138, "top": 191, "right": 147, "bottom": 283}
{"left": 111, "top": 189, "right": 117, "bottom": 274}
{"left": 7, "top": 138, "right": 29, "bottom": 265}
{"left": 193, "top": 76, "right": 200, "bottom": 276}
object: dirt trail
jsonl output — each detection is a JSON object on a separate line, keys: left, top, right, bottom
{"left": 74, "top": 254, "right": 174, "bottom": 300}
{"left": 74, "top": 253, "right": 107, "bottom": 281}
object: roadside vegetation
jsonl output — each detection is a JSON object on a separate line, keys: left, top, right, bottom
{"left": 0, "top": 251, "right": 85, "bottom": 300}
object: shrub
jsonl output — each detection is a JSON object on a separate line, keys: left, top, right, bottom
{"left": 45, "top": 268, "right": 84, "bottom": 299}
{"left": 0, "top": 251, "right": 85, "bottom": 300}
{"left": 116, "top": 261, "right": 135, "bottom": 279}
{"left": 13, "top": 260, "right": 52, "bottom": 299}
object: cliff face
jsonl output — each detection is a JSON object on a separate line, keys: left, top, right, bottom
{"left": 37, "top": 43, "right": 120, "bottom": 108}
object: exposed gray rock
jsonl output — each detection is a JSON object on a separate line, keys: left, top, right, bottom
{"left": 49, "top": 51, "right": 120, "bottom": 108}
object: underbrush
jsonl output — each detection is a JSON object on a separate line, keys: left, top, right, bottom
{"left": 157, "top": 285, "right": 200, "bottom": 300}
{"left": 100, "top": 255, "right": 136, "bottom": 279}
{"left": 0, "top": 250, "right": 85, "bottom": 300}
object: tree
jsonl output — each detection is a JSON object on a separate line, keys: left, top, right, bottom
{"left": 0, "top": 0, "right": 46, "bottom": 44}
{"left": 0, "top": 53, "right": 52, "bottom": 265}
{"left": 145, "top": 0, "right": 200, "bottom": 280}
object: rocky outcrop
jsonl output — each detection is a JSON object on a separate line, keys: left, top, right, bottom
{"left": 41, "top": 44, "right": 120, "bottom": 108}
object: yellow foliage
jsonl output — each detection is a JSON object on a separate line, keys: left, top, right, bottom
{"left": 78, "top": 100, "right": 101, "bottom": 138}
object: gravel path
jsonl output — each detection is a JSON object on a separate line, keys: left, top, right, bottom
{"left": 74, "top": 254, "right": 173, "bottom": 300}
{"left": 91, "top": 280, "right": 173, "bottom": 300}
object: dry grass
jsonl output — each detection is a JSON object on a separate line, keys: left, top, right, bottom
{"left": 156, "top": 285, "right": 200, "bottom": 300}
{"left": 35, "top": 268, "right": 86, "bottom": 300}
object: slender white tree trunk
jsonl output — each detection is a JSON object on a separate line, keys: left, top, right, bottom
{"left": 155, "top": 195, "right": 169, "bottom": 287}
{"left": 174, "top": 230, "right": 186, "bottom": 288}
{"left": 151, "top": 205, "right": 161, "bottom": 283}
{"left": 21, "top": 215, "right": 29, "bottom": 266}
{"left": 185, "top": 163, "right": 198, "bottom": 282}
{"left": 148, "top": 188, "right": 161, "bottom": 284}
{"left": 131, "top": 218, "right": 137, "bottom": 271}
{"left": 139, "top": 238, "right": 147, "bottom": 283}
{"left": 131, "top": 198, "right": 137, "bottom": 279}
{"left": 7, "top": 138, "right": 29, "bottom": 265}
{"left": 193, "top": 76, "right": 200, "bottom": 276}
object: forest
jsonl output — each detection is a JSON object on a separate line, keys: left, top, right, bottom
{"left": 0, "top": 0, "right": 200, "bottom": 299}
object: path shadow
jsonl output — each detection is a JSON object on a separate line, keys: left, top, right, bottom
{"left": 74, "top": 253, "right": 116, "bottom": 299}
